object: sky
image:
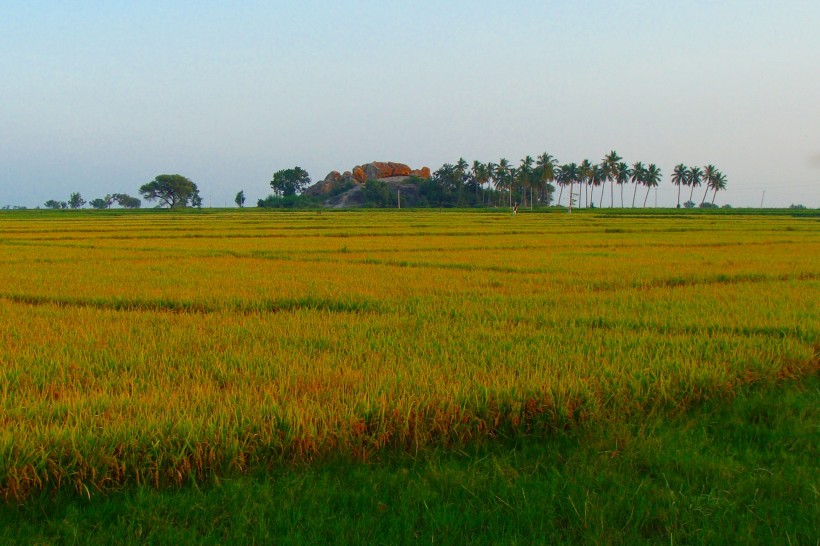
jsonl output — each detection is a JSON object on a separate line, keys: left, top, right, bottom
{"left": 2, "top": 0, "right": 819, "bottom": 209}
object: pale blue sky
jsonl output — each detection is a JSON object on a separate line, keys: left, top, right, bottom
{"left": 2, "top": 1, "right": 819, "bottom": 208}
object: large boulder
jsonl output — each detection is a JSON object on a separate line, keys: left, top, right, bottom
{"left": 303, "top": 161, "right": 431, "bottom": 198}
{"left": 362, "top": 162, "right": 413, "bottom": 179}
{"left": 352, "top": 166, "right": 367, "bottom": 184}
{"left": 410, "top": 167, "right": 431, "bottom": 179}
{"left": 303, "top": 170, "right": 345, "bottom": 196}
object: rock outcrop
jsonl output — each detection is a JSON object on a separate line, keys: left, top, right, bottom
{"left": 304, "top": 161, "right": 431, "bottom": 197}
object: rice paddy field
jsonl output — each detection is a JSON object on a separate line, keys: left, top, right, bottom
{"left": 0, "top": 209, "right": 818, "bottom": 503}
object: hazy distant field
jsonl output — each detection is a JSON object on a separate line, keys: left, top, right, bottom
{"left": 1, "top": 209, "right": 817, "bottom": 501}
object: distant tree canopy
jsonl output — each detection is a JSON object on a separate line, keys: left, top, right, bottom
{"left": 270, "top": 167, "right": 311, "bottom": 197}
{"left": 89, "top": 197, "right": 111, "bottom": 210}
{"left": 89, "top": 194, "right": 142, "bottom": 209}
{"left": 139, "top": 175, "right": 201, "bottom": 208}
{"left": 235, "top": 190, "right": 245, "bottom": 208}
{"left": 113, "top": 193, "right": 142, "bottom": 209}
{"left": 44, "top": 200, "right": 67, "bottom": 210}
{"left": 68, "top": 192, "right": 85, "bottom": 209}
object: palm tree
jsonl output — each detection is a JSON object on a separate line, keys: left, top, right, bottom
{"left": 630, "top": 162, "right": 645, "bottom": 208}
{"left": 710, "top": 170, "right": 727, "bottom": 205}
{"left": 508, "top": 167, "right": 518, "bottom": 208}
{"left": 486, "top": 161, "right": 497, "bottom": 205}
{"left": 555, "top": 165, "right": 567, "bottom": 207}
{"left": 671, "top": 164, "right": 688, "bottom": 208}
{"left": 519, "top": 155, "right": 535, "bottom": 209}
{"left": 615, "top": 162, "right": 630, "bottom": 207}
{"left": 702, "top": 165, "right": 717, "bottom": 205}
{"left": 536, "top": 152, "right": 558, "bottom": 206}
{"left": 687, "top": 166, "right": 703, "bottom": 205}
{"left": 593, "top": 164, "right": 606, "bottom": 208}
{"left": 560, "top": 163, "right": 580, "bottom": 213}
{"left": 495, "top": 159, "right": 511, "bottom": 207}
{"left": 603, "top": 150, "right": 622, "bottom": 208}
{"left": 579, "top": 159, "right": 593, "bottom": 208}
{"left": 471, "top": 160, "right": 486, "bottom": 203}
{"left": 643, "top": 164, "right": 661, "bottom": 207}
{"left": 454, "top": 158, "right": 469, "bottom": 205}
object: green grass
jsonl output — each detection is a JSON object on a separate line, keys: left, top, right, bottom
{"left": 3, "top": 372, "right": 817, "bottom": 545}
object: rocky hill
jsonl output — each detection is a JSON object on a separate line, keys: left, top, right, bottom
{"left": 304, "top": 161, "right": 431, "bottom": 199}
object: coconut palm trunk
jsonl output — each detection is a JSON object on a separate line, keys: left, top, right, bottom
{"left": 701, "top": 185, "right": 710, "bottom": 205}
{"left": 643, "top": 185, "right": 652, "bottom": 207}
{"left": 631, "top": 182, "right": 639, "bottom": 208}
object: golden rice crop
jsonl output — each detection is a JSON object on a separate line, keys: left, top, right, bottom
{"left": 0, "top": 210, "right": 817, "bottom": 501}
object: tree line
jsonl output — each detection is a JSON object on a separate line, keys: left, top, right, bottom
{"left": 425, "top": 152, "right": 728, "bottom": 210}
{"left": 37, "top": 156, "right": 728, "bottom": 211}
{"left": 42, "top": 175, "right": 201, "bottom": 210}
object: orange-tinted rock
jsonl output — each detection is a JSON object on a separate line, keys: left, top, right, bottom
{"left": 388, "top": 162, "right": 412, "bottom": 176}
{"left": 352, "top": 166, "right": 367, "bottom": 184}
{"left": 410, "top": 167, "right": 431, "bottom": 179}
{"left": 305, "top": 162, "right": 431, "bottom": 196}
{"left": 362, "top": 161, "right": 414, "bottom": 179}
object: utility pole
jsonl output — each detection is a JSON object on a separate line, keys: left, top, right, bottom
{"left": 397, "top": 188, "right": 401, "bottom": 209}
{"left": 760, "top": 191, "right": 765, "bottom": 208}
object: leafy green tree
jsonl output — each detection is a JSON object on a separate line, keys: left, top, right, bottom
{"left": 361, "top": 179, "right": 396, "bottom": 207}
{"left": 270, "top": 167, "right": 311, "bottom": 197}
{"left": 44, "top": 200, "right": 63, "bottom": 210}
{"left": 671, "top": 164, "right": 688, "bottom": 208}
{"left": 68, "top": 192, "right": 85, "bottom": 209}
{"left": 235, "top": 190, "right": 245, "bottom": 208}
{"left": 90, "top": 195, "right": 116, "bottom": 209}
{"left": 432, "top": 164, "right": 459, "bottom": 195}
{"left": 140, "top": 175, "right": 200, "bottom": 208}
{"left": 112, "top": 193, "right": 142, "bottom": 209}
{"left": 643, "top": 164, "right": 662, "bottom": 207}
